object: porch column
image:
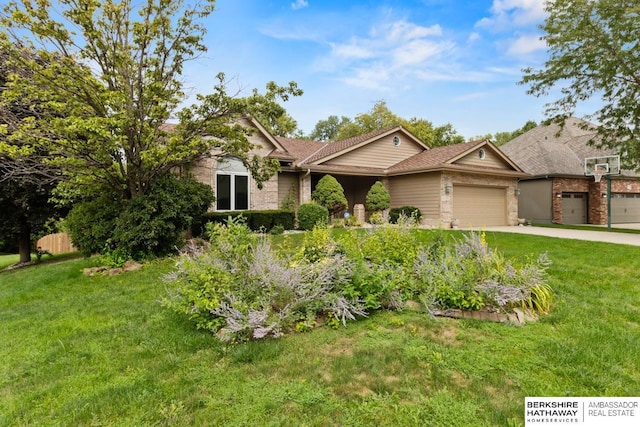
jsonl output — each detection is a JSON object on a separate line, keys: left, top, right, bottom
{"left": 300, "top": 171, "right": 312, "bottom": 204}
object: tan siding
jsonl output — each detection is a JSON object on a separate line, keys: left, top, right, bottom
{"left": 456, "top": 148, "right": 509, "bottom": 169}
{"left": 325, "top": 132, "right": 424, "bottom": 168}
{"left": 278, "top": 173, "right": 299, "bottom": 208}
{"left": 453, "top": 186, "right": 507, "bottom": 226}
{"left": 389, "top": 173, "right": 441, "bottom": 222}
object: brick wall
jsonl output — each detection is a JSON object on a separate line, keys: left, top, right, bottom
{"left": 552, "top": 177, "right": 640, "bottom": 224}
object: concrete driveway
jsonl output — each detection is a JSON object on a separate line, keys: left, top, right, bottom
{"left": 482, "top": 225, "right": 640, "bottom": 247}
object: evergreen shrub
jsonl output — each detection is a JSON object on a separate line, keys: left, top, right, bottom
{"left": 297, "top": 202, "right": 329, "bottom": 230}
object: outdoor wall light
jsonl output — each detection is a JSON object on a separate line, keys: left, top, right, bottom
{"left": 602, "top": 192, "right": 607, "bottom": 198}
{"left": 556, "top": 193, "right": 562, "bottom": 198}
{"left": 514, "top": 188, "right": 521, "bottom": 196}
{"left": 445, "top": 183, "right": 452, "bottom": 194}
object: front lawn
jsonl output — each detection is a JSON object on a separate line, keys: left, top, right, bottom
{"left": 1, "top": 231, "right": 639, "bottom": 426}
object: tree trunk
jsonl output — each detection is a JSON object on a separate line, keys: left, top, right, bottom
{"left": 18, "top": 216, "right": 31, "bottom": 264}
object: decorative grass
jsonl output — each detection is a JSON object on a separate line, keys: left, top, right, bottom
{"left": 1, "top": 231, "right": 639, "bottom": 426}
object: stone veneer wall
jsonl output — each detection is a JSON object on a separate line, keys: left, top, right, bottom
{"left": 442, "top": 172, "right": 520, "bottom": 226}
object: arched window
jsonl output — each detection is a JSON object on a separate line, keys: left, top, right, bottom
{"left": 216, "top": 157, "right": 249, "bottom": 210}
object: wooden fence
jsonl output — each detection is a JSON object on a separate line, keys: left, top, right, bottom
{"left": 36, "top": 233, "right": 77, "bottom": 254}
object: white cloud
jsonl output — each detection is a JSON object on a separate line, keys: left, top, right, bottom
{"left": 467, "top": 32, "right": 481, "bottom": 43}
{"left": 291, "top": 0, "right": 308, "bottom": 11}
{"left": 507, "top": 34, "right": 546, "bottom": 55}
{"left": 330, "top": 42, "right": 373, "bottom": 60}
{"left": 476, "top": 0, "right": 547, "bottom": 30}
{"left": 316, "top": 19, "right": 456, "bottom": 90}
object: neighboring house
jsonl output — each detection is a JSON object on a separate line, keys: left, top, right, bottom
{"left": 501, "top": 117, "right": 640, "bottom": 225}
{"left": 192, "top": 117, "right": 528, "bottom": 228}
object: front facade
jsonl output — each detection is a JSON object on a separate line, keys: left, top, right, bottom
{"left": 194, "top": 118, "right": 528, "bottom": 228}
{"left": 501, "top": 118, "right": 640, "bottom": 225}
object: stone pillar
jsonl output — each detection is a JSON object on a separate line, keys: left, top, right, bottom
{"left": 299, "top": 172, "right": 312, "bottom": 204}
{"left": 353, "top": 204, "right": 365, "bottom": 225}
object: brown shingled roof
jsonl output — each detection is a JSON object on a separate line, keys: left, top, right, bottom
{"left": 499, "top": 118, "right": 640, "bottom": 177}
{"left": 276, "top": 137, "right": 327, "bottom": 164}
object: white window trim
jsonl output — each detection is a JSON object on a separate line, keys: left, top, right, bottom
{"left": 215, "top": 158, "right": 250, "bottom": 211}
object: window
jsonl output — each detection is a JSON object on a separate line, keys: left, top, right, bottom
{"left": 216, "top": 157, "right": 249, "bottom": 210}
{"left": 478, "top": 149, "right": 486, "bottom": 159}
{"left": 393, "top": 136, "right": 401, "bottom": 146}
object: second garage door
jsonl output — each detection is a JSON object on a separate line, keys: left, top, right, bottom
{"left": 453, "top": 186, "right": 507, "bottom": 227}
{"left": 612, "top": 193, "right": 640, "bottom": 223}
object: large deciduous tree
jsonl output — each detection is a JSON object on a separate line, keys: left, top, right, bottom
{"left": 0, "top": 49, "right": 65, "bottom": 264}
{"left": 521, "top": 0, "right": 640, "bottom": 169}
{"left": 0, "top": 0, "right": 301, "bottom": 257}
{"left": 0, "top": 0, "right": 301, "bottom": 201}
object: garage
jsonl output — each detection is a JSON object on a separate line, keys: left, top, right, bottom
{"left": 453, "top": 186, "right": 507, "bottom": 227}
{"left": 561, "top": 192, "right": 587, "bottom": 224}
{"left": 611, "top": 193, "right": 640, "bottom": 223}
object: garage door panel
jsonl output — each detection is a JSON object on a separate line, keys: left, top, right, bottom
{"left": 453, "top": 186, "right": 507, "bottom": 227}
{"left": 562, "top": 193, "right": 587, "bottom": 224}
{"left": 612, "top": 194, "right": 640, "bottom": 223}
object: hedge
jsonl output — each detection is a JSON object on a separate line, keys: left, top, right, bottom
{"left": 196, "top": 210, "right": 295, "bottom": 235}
{"left": 389, "top": 206, "right": 422, "bottom": 224}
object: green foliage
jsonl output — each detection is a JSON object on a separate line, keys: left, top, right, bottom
{"left": 66, "top": 175, "right": 214, "bottom": 259}
{"left": 297, "top": 202, "right": 329, "bottom": 231}
{"left": 365, "top": 181, "right": 391, "bottom": 212}
{"left": 166, "top": 222, "right": 554, "bottom": 343}
{"left": 520, "top": 0, "right": 640, "bottom": 170}
{"left": 312, "top": 175, "right": 348, "bottom": 216}
{"left": 0, "top": 0, "right": 301, "bottom": 204}
{"left": 65, "top": 194, "right": 122, "bottom": 257}
{"left": 164, "top": 220, "right": 363, "bottom": 342}
{"left": 313, "top": 100, "right": 465, "bottom": 146}
{"left": 308, "top": 115, "right": 352, "bottom": 141}
{"left": 199, "top": 210, "right": 295, "bottom": 234}
{"left": 389, "top": 206, "right": 422, "bottom": 224}
{"left": 476, "top": 120, "right": 538, "bottom": 146}
{"left": 280, "top": 184, "right": 297, "bottom": 211}
{"left": 368, "top": 212, "right": 384, "bottom": 225}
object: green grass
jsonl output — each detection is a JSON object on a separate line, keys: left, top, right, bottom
{"left": 0, "top": 254, "right": 21, "bottom": 270}
{"left": 1, "top": 231, "right": 639, "bottom": 426}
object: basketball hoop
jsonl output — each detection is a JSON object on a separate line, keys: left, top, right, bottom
{"left": 593, "top": 169, "right": 604, "bottom": 183}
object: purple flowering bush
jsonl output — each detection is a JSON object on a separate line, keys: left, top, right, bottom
{"left": 164, "top": 219, "right": 553, "bottom": 342}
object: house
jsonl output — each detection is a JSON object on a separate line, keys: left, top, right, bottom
{"left": 500, "top": 117, "right": 640, "bottom": 225}
{"left": 192, "top": 117, "right": 528, "bottom": 228}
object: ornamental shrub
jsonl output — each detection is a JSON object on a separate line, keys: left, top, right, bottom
{"left": 66, "top": 175, "right": 214, "bottom": 259}
{"left": 365, "top": 181, "right": 391, "bottom": 212}
{"left": 312, "top": 175, "right": 348, "bottom": 217}
{"left": 297, "top": 202, "right": 329, "bottom": 230}
{"left": 389, "top": 206, "right": 422, "bottom": 224}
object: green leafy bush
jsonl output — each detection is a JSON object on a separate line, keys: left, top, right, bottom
{"left": 163, "top": 220, "right": 364, "bottom": 342}
{"left": 312, "top": 175, "right": 348, "bottom": 217}
{"left": 164, "top": 224, "right": 554, "bottom": 343}
{"left": 66, "top": 175, "right": 214, "bottom": 259}
{"left": 365, "top": 181, "right": 391, "bottom": 212}
{"left": 297, "top": 202, "right": 329, "bottom": 230}
{"left": 368, "top": 212, "right": 384, "bottom": 225}
{"left": 389, "top": 206, "right": 422, "bottom": 224}
{"left": 198, "top": 210, "right": 295, "bottom": 234}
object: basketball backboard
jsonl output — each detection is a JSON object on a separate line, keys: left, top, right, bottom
{"left": 584, "top": 155, "right": 620, "bottom": 181}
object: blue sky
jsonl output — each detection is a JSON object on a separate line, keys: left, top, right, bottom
{"left": 185, "top": 0, "right": 561, "bottom": 139}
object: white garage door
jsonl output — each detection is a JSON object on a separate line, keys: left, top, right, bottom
{"left": 453, "top": 186, "right": 507, "bottom": 227}
{"left": 612, "top": 193, "right": 640, "bottom": 223}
